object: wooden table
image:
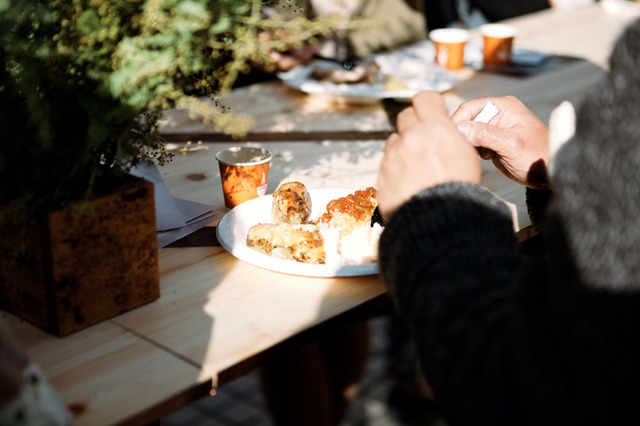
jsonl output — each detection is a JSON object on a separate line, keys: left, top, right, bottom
{"left": 3, "top": 4, "right": 638, "bottom": 425}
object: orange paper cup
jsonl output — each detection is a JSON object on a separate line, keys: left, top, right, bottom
{"left": 480, "top": 24, "right": 517, "bottom": 66}
{"left": 216, "top": 146, "right": 272, "bottom": 209}
{"left": 429, "top": 28, "right": 470, "bottom": 70}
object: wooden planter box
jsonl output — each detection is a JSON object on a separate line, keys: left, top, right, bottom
{"left": 0, "top": 175, "right": 160, "bottom": 336}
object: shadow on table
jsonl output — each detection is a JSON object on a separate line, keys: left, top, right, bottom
{"left": 166, "top": 226, "right": 220, "bottom": 247}
{"left": 478, "top": 54, "right": 586, "bottom": 78}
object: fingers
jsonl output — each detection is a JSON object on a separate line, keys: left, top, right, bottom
{"left": 288, "top": 43, "right": 319, "bottom": 63}
{"left": 382, "top": 132, "right": 401, "bottom": 154}
{"left": 476, "top": 147, "right": 495, "bottom": 160}
{"left": 396, "top": 91, "right": 451, "bottom": 133}
{"left": 272, "top": 54, "right": 312, "bottom": 71}
{"left": 377, "top": 134, "right": 406, "bottom": 219}
{"left": 411, "top": 90, "right": 448, "bottom": 123}
{"left": 396, "top": 108, "right": 420, "bottom": 133}
{"left": 456, "top": 120, "right": 511, "bottom": 154}
{"left": 268, "top": 47, "right": 316, "bottom": 71}
{"left": 451, "top": 97, "right": 498, "bottom": 122}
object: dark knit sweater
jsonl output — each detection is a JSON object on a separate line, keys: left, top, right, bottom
{"left": 378, "top": 18, "right": 640, "bottom": 426}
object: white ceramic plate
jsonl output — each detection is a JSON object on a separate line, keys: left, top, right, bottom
{"left": 277, "top": 56, "right": 458, "bottom": 103}
{"left": 216, "top": 188, "right": 379, "bottom": 277}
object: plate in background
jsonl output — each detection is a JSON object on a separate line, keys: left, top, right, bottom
{"left": 278, "top": 55, "right": 458, "bottom": 103}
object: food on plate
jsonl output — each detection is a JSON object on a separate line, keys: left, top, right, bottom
{"left": 309, "top": 60, "right": 381, "bottom": 84}
{"left": 335, "top": 222, "right": 382, "bottom": 265}
{"left": 313, "top": 187, "right": 381, "bottom": 265}
{"left": 271, "top": 181, "right": 311, "bottom": 224}
{"left": 246, "top": 183, "right": 384, "bottom": 266}
{"left": 313, "top": 187, "right": 378, "bottom": 234}
{"left": 246, "top": 223, "right": 326, "bottom": 264}
{"left": 384, "top": 75, "right": 408, "bottom": 91}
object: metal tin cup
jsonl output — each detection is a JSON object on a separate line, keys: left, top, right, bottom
{"left": 215, "top": 146, "right": 272, "bottom": 209}
{"left": 429, "top": 28, "right": 470, "bottom": 70}
{"left": 480, "top": 24, "right": 517, "bottom": 66}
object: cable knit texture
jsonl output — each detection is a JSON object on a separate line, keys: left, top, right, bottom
{"left": 378, "top": 18, "right": 640, "bottom": 426}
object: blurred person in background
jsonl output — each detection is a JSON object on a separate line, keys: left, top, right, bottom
{"left": 261, "top": 0, "right": 427, "bottom": 71}
{"left": 424, "top": 0, "right": 598, "bottom": 31}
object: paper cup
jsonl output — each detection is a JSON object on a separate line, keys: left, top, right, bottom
{"left": 480, "top": 24, "right": 517, "bottom": 66}
{"left": 429, "top": 28, "right": 470, "bottom": 70}
{"left": 216, "top": 146, "right": 272, "bottom": 209}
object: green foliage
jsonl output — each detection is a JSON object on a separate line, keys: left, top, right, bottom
{"left": 0, "top": 0, "right": 342, "bottom": 219}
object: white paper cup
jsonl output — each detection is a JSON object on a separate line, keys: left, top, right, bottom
{"left": 429, "top": 28, "right": 470, "bottom": 70}
{"left": 480, "top": 24, "right": 517, "bottom": 66}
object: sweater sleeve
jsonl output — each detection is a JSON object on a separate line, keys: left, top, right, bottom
{"left": 378, "top": 182, "right": 523, "bottom": 424}
{"left": 379, "top": 180, "right": 640, "bottom": 425}
{"left": 525, "top": 187, "right": 552, "bottom": 233}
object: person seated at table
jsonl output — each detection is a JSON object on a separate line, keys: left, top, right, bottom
{"left": 424, "top": 0, "right": 594, "bottom": 30}
{"left": 376, "top": 16, "right": 640, "bottom": 426}
{"left": 260, "top": 0, "right": 427, "bottom": 71}
{"left": 424, "top": 0, "right": 551, "bottom": 29}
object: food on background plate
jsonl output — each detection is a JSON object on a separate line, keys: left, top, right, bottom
{"left": 246, "top": 182, "right": 384, "bottom": 265}
{"left": 384, "top": 75, "right": 408, "bottom": 91}
{"left": 271, "top": 181, "right": 312, "bottom": 224}
{"left": 309, "top": 60, "right": 381, "bottom": 84}
{"left": 308, "top": 59, "right": 409, "bottom": 93}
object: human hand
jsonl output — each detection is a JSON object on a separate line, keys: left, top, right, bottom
{"left": 377, "top": 91, "right": 482, "bottom": 220}
{"left": 452, "top": 96, "right": 550, "bottom": 189}
{"left": 266, "top": 43, "right": 319, "bottom": 71}
{"left": 258, "top": 31, "right": 320, "bottom": 72}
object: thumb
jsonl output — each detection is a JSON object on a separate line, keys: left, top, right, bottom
{"left": 456, "top": 121, "right": 510, "bottom": 154}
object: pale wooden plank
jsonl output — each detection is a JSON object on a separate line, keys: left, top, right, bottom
{"left": 112, "top": 250, "right": 387, "bottom": 383}
{"left": 159, "top": 80, "right": 394, "bottom": 137}
{"left": 2, "top": 312, "right": 206, "bottom": 426}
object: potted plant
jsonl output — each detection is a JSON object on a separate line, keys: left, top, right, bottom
{"left": 0, "top": 0, "right": 341, "bottom": 335}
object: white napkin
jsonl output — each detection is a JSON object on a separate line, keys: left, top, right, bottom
{"left": 129, "top": 162, "right": 222, "bottom": 247}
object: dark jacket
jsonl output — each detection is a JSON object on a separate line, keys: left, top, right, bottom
{"left": 379, "top": 18, "right": 640, "bottom": 426}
